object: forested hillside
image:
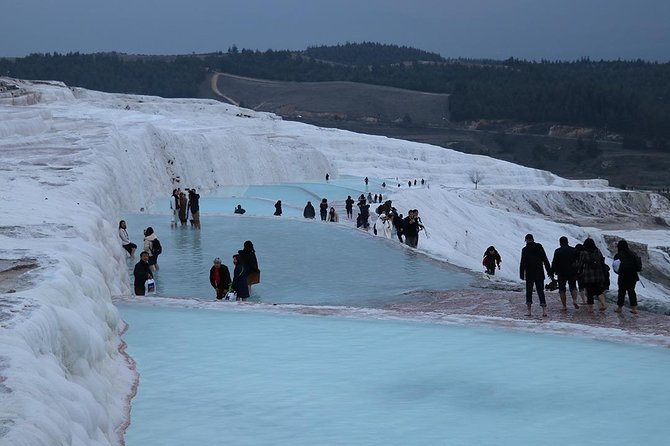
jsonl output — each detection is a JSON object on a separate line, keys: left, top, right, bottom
{"left": 1, "top": 44, "right": 668, "bottom": 142}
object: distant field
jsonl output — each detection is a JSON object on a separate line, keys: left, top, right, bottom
{"left": 199, "top": 73, "right": 670, "bottom": 190}
{"left": 209, "top": 72, "right": 450, "bottom": 127}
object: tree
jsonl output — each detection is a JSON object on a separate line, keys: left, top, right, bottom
{"left": 469, "top": 169, "right": 484, "bottom": 189}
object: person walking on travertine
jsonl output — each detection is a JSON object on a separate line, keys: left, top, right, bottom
{"left": 520, "top": 234, "right": 552, "bottom": 317}
{"left": 551, "top": 236, "right": 580, "bottom": 311}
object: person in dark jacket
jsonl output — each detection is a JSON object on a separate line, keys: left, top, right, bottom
{"left": 234, "top": 205, "right": 246, "bottom": 215}
{"left": 133, "top": 251, "right": 153, "bottom": 296}
{"left": 303, "top": 201, "right": 316, "bottom": 219}
{"left": 551, "top": 236, "right": 580, "bottom": 310}
{"left": 273, "top": 200, "right": 282, "bottom": 216}
{"left": 482, "top": 246, "right": 502, "bottom": 275}
{"left": 238, "top": 240, "right": 261, "bottom": 292}
{"left": 519, "top": 234, "right": 552, "bottom": 317}
{"left": 319, "top": 198, "right": 328, "bottom": 221}
{"left": 209, "top": 257, "right": 232, "bottom": 300}
{"left": 403, "top": 210, "right": 423, "bottom": 248}
{"left": 231, "top": 254, "right": 249, "bottom": 300}
{"left": 392, "top": 213, "right": 404, "bottom": 242}
{"left": 613, "top": 239, "right": 641, "bottom": 314}
{"left": 188, "top": 188, "right": 201, "bottom": 228}
{"left": 578, "top": 238, "right": 609, "bottom": 312}
{"left": 345, "top": 196, "right": 354, "bottom": 219}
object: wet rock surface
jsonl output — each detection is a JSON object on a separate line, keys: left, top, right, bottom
{"left": 387, "top": 287, "right": 670, "bottom": 346}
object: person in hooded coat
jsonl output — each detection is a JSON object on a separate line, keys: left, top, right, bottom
{"left": 303, "top": 201, "right": 316, "bottom": 219}
{"left": 238, "top": 240, "right": 261, "bottom": 292}
{"left": 274, "top": 200, "right": 282, "bottom": 216}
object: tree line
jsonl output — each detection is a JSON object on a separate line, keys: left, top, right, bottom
{"left": 2, "top": 44, "right": 668, "bottom": 142}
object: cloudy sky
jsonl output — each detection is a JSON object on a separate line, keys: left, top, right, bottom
{"left": 2, "top": 0, "right": 668, "bottom": 61}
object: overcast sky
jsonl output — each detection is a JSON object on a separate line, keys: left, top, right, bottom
{"left": 2, "top": 0, "right": 668, "bottom": 61}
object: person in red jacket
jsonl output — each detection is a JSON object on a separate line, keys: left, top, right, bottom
{"left": 209, "top": 257, "right": 231, "bottom": 300}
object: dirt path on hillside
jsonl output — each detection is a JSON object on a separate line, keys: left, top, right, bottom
{"left": 209, "top": 72, "right": 239, "bottom": 105}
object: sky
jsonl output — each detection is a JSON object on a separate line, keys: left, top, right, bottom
{"left": 1, "top": 0, "right": 669, "bottom": 61}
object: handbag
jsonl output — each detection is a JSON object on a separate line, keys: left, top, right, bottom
{"left": 144, "top": 278, "right": 156, "bottom": 295}
{"left": 224, "top": 290, "right": 237, "bottom": 301}
{"left": 247, "top": 271, "right": 261, "bottom": 285}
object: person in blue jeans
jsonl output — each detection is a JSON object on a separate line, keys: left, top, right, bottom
{"left": 520, "top": 233, "right": 552, "bottom": 317}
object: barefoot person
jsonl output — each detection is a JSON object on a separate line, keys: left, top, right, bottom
{"left": 551, "top": 236, "right": 580, "bottom": 311}
{"left": 613, "top": 239, "right": 642, "bottom": 314}
{"left": 520, "top": 234, "right": 552, "bottom": 317}
{"left": 578, "top": 238, "right": 609, "bottom": 312}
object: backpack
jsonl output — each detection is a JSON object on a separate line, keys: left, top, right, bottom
{"left": 152, "top": 238, "right": 163, "bottom": 255}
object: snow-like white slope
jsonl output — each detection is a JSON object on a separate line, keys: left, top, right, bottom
{"left": 1, "top": 78, "right": 669, "bottom": 445}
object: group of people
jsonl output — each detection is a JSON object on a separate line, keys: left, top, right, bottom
{"left": 372, "top": 202, "right": 425, "bottom": 248}
{"left": 126, "top": 215, "right": 261, "bottom": 300}
{"left": 208, "top": 240, "right": 261, "bottom": 301}
{"left": 171, "top": 188, "right": 201, "bottom": 228}
{"left": 517, "top": 234, "right": 642, "bottom": 317}
{"left": 123, "top": 221, "right": 163, "bottom": 296}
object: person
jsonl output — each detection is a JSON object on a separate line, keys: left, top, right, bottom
{"left": 143, "top": 227, "right": 160, "bottom": 273}
{"left": 274, "top": 200, "right": 282, "bottom": 216}
{"left": 303, "top": 201, "right": 316, "bottom": 219}
{"left": 403, "top": 210, "right": 422, "bottom": 248}
{"left": 393, "top": 212, "right": 404, "bottom": 242}
{"left": 574, "top": 243, "right": 587, "bottom": 304}
{"left": 377, "top": 212, "right": 393, "bottom": 238}
{"left": 421, "top": 178, "right": 425, "bottom": 186}
{"left": 551, "top": 236, "right": 580, "bottom": 310}
{"left": 328, "top": 206, "right": 339, "bottom": 222}
{"left": 188, "top": 188, "right": 201, "bottom": 228}
{"left": 519, "top": 234, "right": 552, "bottom": 317}
{"left": 231, "top": 254, "right": 249, "bottom": 300}
{"left": 133, "top": 251, "right": 153, "bottom": 296}
{"left": 414, "top": 179, "right": 417, "bottom": 186}
{"left": 578, "top": 238, "right": 609, "bottom": 312}
{"left": 325, "top": 173, "right": 330, "bottom": 181}
{"left": 209, "top": 257, "right": 232, "bottom": 300}
{"left": 367, "top": 192, "right": 373, "bottom": 203}
{"left": 319, "top": 198, "right": 328, "bottom": 221}
{"left": 357, "top": 200, "right": 370, "bottom": 230}
{"left": 382, "top": 182, "right": 386, "bottom": 188}
{"left": 234, "top": 204, "right": 246, "bottom": 215}
{"left": 118, "top": 220, "right": 137, "bottom": 257}
{"left": 613, "top": 239, "right": 642, "bottom": 314}
{"left": 408, "top": 180, "right": 412, "bottom": 188}
{"left": 345, "top": 196, "right": 354, "bottom": 219}
{"left": 178, "top": 191, "right": 188, "bottom": 226}
{"left": 482, "top": 246, "right": 501, "bottom": 275}
{"left": 171, "top": 188, "right": 181, "bottom": 226}
{"left": 364, "top": 177, "right": 369, "bottom": 186}
{"left": 238, "top": 240, "right": 261, "bottom": 293}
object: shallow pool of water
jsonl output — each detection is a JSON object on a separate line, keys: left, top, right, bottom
{"left": 123, "top": 213, "right": 471, "bottom": 307}
{"left": 120, "top": 304, "right": 670, "bottom": 446}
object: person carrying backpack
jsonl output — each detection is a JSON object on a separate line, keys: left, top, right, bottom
{"left": 143, "top": 227, "right": 162, "bottom": 273}
{"left": 613, "top": 239, "right": 642, "bottom": 314}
